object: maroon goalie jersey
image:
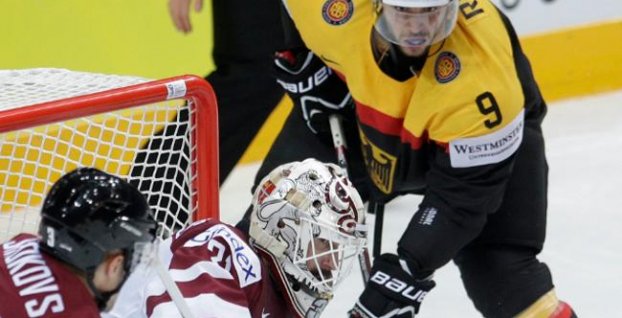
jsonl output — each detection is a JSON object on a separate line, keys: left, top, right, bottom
{"left": 144, "top": 219, "right": 292, "bottom": 318}
{"left": 0, "top": 234, "right": 99, "bottom": 318}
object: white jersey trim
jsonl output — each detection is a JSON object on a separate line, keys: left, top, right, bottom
{"left": 169, "top": 261, "right": 234, "bottom": 282}
{"left": 449, "top": 109, "right": 524, "bottom": 168}
{"left": 149, "top": 293, "right": 251, "bottom": 318}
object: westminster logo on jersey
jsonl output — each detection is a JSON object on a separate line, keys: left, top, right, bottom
{"left": 359, "top": 127, "right": 397, "bottom": 194}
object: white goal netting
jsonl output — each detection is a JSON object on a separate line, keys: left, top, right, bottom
{"left": 0, "top": 68, "right": 218, "bottom": 242}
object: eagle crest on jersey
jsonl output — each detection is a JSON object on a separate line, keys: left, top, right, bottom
{"left": 249, "top": 159, "right": 367, "bottom": 318}
{"left": 359, "top": 126, "right": 398, "bottom": 194}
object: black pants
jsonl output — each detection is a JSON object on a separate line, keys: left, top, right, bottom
{"left": 453, "top": 120, "right": 553, "bottom": 318}
{"left": 208, "top": 63, "right": 284, "bottom": 181}
{"left": 210, "top": 0, "right": 285, "bottom": 182}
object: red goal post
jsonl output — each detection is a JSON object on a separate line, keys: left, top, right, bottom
{"left": 0, "top": 69, "right": 219, "bottom": 242}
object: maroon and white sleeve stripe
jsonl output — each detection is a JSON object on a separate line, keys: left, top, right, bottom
{"left": 144, "top": 220, "right": 264, "bottom": 317}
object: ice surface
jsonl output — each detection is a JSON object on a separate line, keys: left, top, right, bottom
{"left": 220, "top": 90, "right": 622, "bottom": 317}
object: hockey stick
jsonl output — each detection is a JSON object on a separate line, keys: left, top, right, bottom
{"left": 370, "top": 201, "right": 385, "bottom": 258}
{"left": 328, "top": 115, "right": 372, "bottom": 283}
{"left": 152, "top": 241, "right": 197, "bottom": 318}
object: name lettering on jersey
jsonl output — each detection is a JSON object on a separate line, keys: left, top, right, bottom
{"left": 459, "top": 0, "right": 486, "bottom": 21}
{"left": 359, "top": 127, "right": 397, "bottom": 194}
{"left": 186, "top": 225, "right": 261, "bottom": 287}
{"left": 449, "top": 109, "right": 524, "bottom": 168}
{"left": 2, "top": 238, "right": 65, "bottom": 317}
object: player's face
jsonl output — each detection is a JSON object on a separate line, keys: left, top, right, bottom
{"left": 307, "top": 238, "right": 339, "bottom": 282}
{"left": 382, "top": 5, "right": 444, "bottom": 57}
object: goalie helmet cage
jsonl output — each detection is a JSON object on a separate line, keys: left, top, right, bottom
{"left": 0, "top": 68, "right": 219, "bottom": 242}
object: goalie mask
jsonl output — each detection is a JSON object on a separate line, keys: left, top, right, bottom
{"left": 249, "top": 159, "right": 367, "bottom": 318}
{"left": 374, "top": 0, "right": 458, "bottom": 53}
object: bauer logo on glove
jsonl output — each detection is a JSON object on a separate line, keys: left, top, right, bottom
{"left": 349, "top": 254, "right": 435, "bottom": 318}
{"left": 275, "top": 52, "right": 334, "bottom": 94}
{"left": 370, "top": 270, "right": 429, "bottom": 303}
{"left": 274, "top": 49, "right": 354, "bottom": 135}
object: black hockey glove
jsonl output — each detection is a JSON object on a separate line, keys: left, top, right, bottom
{"left": 274, "top": 49, "right": 353, "bottom": 136}
{"left": 349, "top": 254, "right": 435, "bottom": 318}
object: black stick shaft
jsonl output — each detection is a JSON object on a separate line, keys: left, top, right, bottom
{"left": 371, "top": 201, "right": 385, "bottom": 258}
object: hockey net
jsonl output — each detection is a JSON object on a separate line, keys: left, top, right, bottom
{"left": 0, "top": 68, "right": 219, "bottom": 242}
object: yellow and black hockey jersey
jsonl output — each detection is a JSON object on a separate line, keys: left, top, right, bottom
{"left": 282, "top": 0, "right": 545, "bottom": 200}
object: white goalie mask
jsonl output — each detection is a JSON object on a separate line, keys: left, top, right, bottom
{"left": 374, "top": 0, "right": 459, "bottom": 49}
{"left": 249, "top": 159, "right": 367, "bottom": 318}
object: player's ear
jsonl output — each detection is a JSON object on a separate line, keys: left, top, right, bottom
{"left": 100, "top": 252, "right": 126, "bottom": 290}
{"left": 106, "top": 252, "right": 125, "bottom": 277}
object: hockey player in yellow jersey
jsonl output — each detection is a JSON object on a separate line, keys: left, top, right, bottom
{"left": 244, "top": 0, "right": 578, "bottom": 317}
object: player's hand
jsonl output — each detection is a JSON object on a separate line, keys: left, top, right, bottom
{"left": 274, "top": 49, "right": 354, "bottom": 136}
{"left": 168, "top": 0, "right": 204, "bottom": 33}
{"left": 349, "top": 254, "right": 435, "bottom": 318}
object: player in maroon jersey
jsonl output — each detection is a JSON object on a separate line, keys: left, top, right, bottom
{"left": 0, "top": 168, "right": 157, "bottom": 318}
{"left": 131, "top": 159, "right": 368, "bottom": 318}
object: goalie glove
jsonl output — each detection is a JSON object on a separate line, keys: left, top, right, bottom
{"left": 349, "top": 254, "right": 435, "bottom": 318}
{"left": 274, "top": 49, "right": 353, "bottom": 136}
